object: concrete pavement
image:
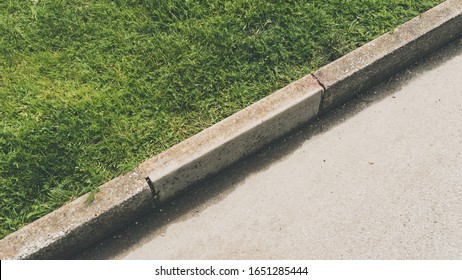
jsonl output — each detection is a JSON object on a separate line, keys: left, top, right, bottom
{"left": 76, "top": 38, "right": 462, "bottom": 260}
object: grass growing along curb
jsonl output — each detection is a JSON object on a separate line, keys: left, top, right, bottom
{"left": 0, "top": 0, "right": 444, "bottom": 238}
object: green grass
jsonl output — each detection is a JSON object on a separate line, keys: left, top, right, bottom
{"left": 0, "top": 0, "right": 444, "bottom": 238}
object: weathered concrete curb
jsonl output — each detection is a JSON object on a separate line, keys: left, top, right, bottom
{"left": 1, "top": 0, "right": 461, "bottom": 259}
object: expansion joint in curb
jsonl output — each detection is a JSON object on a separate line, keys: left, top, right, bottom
{"left": 311, "top": 73, "right": 326, "bottom": 91}
{"left": 145, "top": 177, "right": 160, "bottom": 205}
{"left": 311, "top": 73, "right": 326, "bottom": 113}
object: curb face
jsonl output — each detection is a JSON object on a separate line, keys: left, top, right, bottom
{"left": 1, "top": 0, "right": 461, "bottom": 259}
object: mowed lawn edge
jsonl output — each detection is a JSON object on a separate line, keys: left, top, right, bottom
{"left": 0, "top": 0, "right": 444, "bottom": 238}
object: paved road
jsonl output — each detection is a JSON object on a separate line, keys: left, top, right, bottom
{"left": 76, "top": 38, "right": 462, "bottom": 260}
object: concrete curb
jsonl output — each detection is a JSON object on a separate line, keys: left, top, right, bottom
{"left": 1, "top": 0, "right": 461, "bottom": 259}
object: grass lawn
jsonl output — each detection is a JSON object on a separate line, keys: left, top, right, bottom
{"left": 0, "top": 0, "right": 444, "bottom": 238}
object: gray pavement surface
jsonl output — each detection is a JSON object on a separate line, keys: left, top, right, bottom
{"left": 76, "top": 38, "right": 462, "bottom": 260}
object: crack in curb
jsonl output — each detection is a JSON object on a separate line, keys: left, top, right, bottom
{"left": 311, "top": 73, "right": 326, "bottom": 113}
